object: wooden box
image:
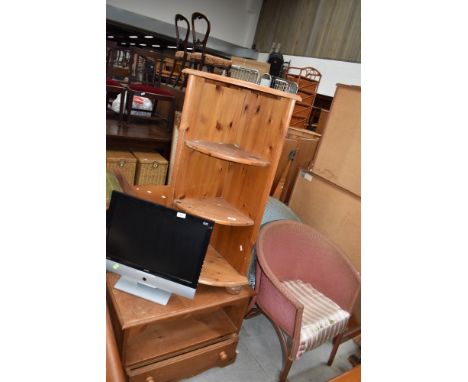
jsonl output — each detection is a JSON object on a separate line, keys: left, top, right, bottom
{"left": 133, "top": 151, "right": 168, "bottom": 186}
{"left": 106, "top": 150, "right": 137, "bottom": 185}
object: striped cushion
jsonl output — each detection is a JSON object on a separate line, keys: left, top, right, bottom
{"left": 282, "top": 280, "right": 350, "bottom": 359}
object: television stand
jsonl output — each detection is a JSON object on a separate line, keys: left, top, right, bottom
{"left": 114, "top": 277, "right": 171, "bottom": 305}
{"left": 107, "top": 272, "right": 253, "bottom": 381}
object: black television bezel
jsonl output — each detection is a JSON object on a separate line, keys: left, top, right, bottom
{"left": 106, "top": 191, "right": 214, "bottom": 289}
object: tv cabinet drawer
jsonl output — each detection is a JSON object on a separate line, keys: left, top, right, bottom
{"left": 127, "top": 336, "right": 238, "bottom": 382}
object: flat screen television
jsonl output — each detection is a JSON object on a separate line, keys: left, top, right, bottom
{"left": 106, "top": 191, "right": 214, "bottom": 305}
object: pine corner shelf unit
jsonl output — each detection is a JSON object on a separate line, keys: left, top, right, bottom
{"left": 172, "top": 69, "right": 300, "bottom": 278}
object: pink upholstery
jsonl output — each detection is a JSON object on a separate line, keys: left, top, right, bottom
{"left": 253, "top": 220, "right": 360, "bottom": 380}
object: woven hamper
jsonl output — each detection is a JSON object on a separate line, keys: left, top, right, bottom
{"left": 133, "top": 151, "right": 168, "bottom": 185}
{"left": 106, "top": 150, "right": 137, "bottom": 185}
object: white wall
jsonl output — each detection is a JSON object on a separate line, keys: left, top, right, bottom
{"left": 107, "top": 0, "right": 263, "bottom": 48}
{"left": 258, "top": 53, "right": 361, "bottom": 97}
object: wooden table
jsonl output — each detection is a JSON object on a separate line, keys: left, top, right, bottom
{"left": 106, "top": 272, "right": 253, "bottom": 382}
{"left": 106, "top": 118, "right": 172, "bottom": 158}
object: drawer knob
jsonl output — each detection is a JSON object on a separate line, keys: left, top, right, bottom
{"left": 145, "top": 376, "right": 155, "bottom": 382}
{"left": 219, "top": 351, "right": 228, "bottom": 361}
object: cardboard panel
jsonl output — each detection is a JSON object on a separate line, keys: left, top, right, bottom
{"left": 288, "top": 170, "right": 361, "bottom": 271}
{"left": 312, "top": 84, "right": 360, "bottom": 196}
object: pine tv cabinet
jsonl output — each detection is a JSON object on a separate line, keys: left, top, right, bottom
{"left": 107, "top": 273, "right": 252, "bottom": 381}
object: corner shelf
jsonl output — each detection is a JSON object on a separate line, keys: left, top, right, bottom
{"left": 174, "top": 197, "right": 254, "bottom": 226}
{"left": 185, "top": 140, "right": 270, "bottom": 167}
{"left": 199, "top": 246, "right": 249, "bottom": 287}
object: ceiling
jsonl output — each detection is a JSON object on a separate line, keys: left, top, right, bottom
{"left": 106, "top": 5, "right": 258, "bottom": 59}
{"left": 107, "top": 21, "right": 182, "bottom": 54}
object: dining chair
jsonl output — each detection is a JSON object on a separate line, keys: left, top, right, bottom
{"left": 169, "top": 13, "right": 191, "bottom": 87}
{"left": 125, "top": 47, "right": 176, "bottom": 131}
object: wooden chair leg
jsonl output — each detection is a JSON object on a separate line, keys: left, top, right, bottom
{"left": 259, "top": 306, "right": 295, "bottom": 382}
{"left": 279, "top": 356, "right": 294, "bottom": 382}
{"left": 327, "top": 332, "right": 343, "bottom": 366}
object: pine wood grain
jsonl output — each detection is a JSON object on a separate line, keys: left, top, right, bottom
{"left": 106, "top": 273, "right": 252, "bottom": 330}
{"left": 174, "top": 197, "right": 254, "bottom": 226}
{"left": 185, "top": 140, "right": 270, "bottom": 167}
{"left": 182, "top": 69, "right": 301, "bottom": 101}
{"left": 172, "top": 70, "right": 297, "bottom": 275}
{"left": 199, "top": 246, "right": 249, "bottom": 287}
{"left": 124, "top": 309, "right": 237, "bottom": 367}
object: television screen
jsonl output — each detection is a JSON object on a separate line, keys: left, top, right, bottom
{"left": 106, "top": 191, "right": 214, "bottom": 288}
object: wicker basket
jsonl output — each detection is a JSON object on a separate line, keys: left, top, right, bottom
{"left": 106, "top": 150, "right": 137, "bottom": 185}
{"left": 133, "top": 151, "right": 168, "bottom": 185}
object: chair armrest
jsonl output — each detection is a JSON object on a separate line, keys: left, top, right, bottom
{"left": 255, "top": 261, "right": 303, "bottom": 338}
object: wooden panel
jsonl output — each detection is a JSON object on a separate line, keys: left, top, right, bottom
{"left": 185, "top": 140, "right": 270, "bottom": 166}
{"left": 174, "top": 197, "right": 254, "bottom": 226}
{"left": 199, "top": 246, "right": 249, "bottom": 287}
{"left": 131, "top": 184, "right": 173, "bottom": 207}
{"left": 280, "top": 129, "right": 320, "bottom": 204}
{"left": 107, "top": 304, "right": 126, "bottom": 382}
{"left": 127, "top": 337, "right": 238, "bottom": 382}
{"left": 107, "top": 273, "right": 252, "bottom": 329}
{"left": 271, "top": 138, "right": 297, "bottom": 193}
{"left": 312, "top": 85, "right": 361, "bottom": 196}
{"left": 124, "top": 309, "right": 237, "bottom": 367}
{"left": 329, "top": 365, "right": 361, "bottom": 382}
{"left": 181, "top": 69, "right": 301, "bottom": 101}
{"left": 288, "top": 170, "right": 360, "bottom": 271}
{"left": 254, "top": 0, "right": 360, "bottom": 62}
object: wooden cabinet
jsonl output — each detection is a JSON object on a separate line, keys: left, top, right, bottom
{"left": 172, "top": 69, "right": 300, "bottom": 275}
{"left": 107, "top": 273, "right": 252, "bottom": 382}
{"left": 285, "top": 67, "right": 321, "bottom": 129}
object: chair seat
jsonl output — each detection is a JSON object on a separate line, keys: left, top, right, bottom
{"left": 204, "top": 54, "right": 231, "bottom": 67}
{"left": 128, "top": 83, "right": 173, "bottom": 97}
{"left": 175, "top": 50, "right": 191, "bottom": 60}
{"left": 282, "top": 280, "right": 350, "bottom": 359}
{"left": 190, "top": 52, "right": 231, "bottom": 68}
